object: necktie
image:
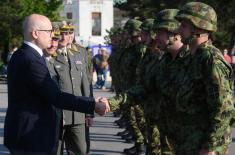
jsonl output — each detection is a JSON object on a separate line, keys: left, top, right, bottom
{"left": 62, "top": 49, "right": 68, "bottom": 62}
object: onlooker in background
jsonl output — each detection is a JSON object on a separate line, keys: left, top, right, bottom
{"left": 231, "top": 44, "right": 235, "bottom": 65}
{"left": 93, "top": 48, "right": 102, "bottom": 88}
{"left": 223, "top": 48, "right": 232, "bottom": 64}
{"left": 98, "top": 47, "right": 109, "bottom": 90}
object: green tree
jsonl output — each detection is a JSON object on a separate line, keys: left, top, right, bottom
{"left": 0, "top": 0, "right": 63, "bottom": 63}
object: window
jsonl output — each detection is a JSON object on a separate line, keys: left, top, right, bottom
{"left": 92, "top": 12, "right": 101, "bottom": 36}
{"left": 67, "top": 12, "right": 72, "bottom": 19}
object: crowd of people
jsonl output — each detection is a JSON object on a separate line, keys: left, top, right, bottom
{"left": 107, "top": 2, "right": 235, "bottom": 155}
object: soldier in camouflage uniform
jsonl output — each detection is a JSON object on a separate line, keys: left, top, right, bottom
{"left": 107, "top": 19, "right": 147, "bottom": 154}
{"left": 131, "top": 18, "right": 162, "bottom": 155}
{"left": 160, "top": 2, "right": 234, "bottom": 154}
{"left": 129, "top": 9, "right": 189, "bottom": 155}
{"left": 109, "top": 19, "right": 161, "bottom": 154}
{"left": 119, "top": 19, "right": 147, "bottom": 155}
{"left": 145, "top": 9, "right": 190, "bottom": 155}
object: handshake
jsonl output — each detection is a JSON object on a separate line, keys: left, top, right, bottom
{"left": 94, "top": 97, "right": 111, "bottom": 116}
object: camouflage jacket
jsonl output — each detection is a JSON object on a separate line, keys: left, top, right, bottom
{"left": 175, "top": 41, "right": 234, "bottom": 151}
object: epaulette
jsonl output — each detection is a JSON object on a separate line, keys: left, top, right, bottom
{"left": 68, "top": 50, "right": 74, "bottom": 56}
{"left": 69, "top": 43, "right": 79, "bottom": 53}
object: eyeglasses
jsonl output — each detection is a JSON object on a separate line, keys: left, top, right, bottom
{"left": 37, "top": 29, "right": 53, "bottom": 36}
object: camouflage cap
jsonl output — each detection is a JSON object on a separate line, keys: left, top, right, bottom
{"left": 154, "top": 9, "right": 181, "bottom": 33}
{"left": 141, "top": 19, "right": 154, "bottom": 32}
{"left": 128, "top": 19, "right": 142, "bottom": 36}
{"left": 141, "top": 19, "right": 156, "bottom": 39}
{"left": 107, "top": 27, "right": 123, "bottom": 37}
{"left": 176, "top": 2, "right": 217, "bottom": 32}
{"left": 123, "top": 19, "right": 134, "bottom": 31}
{"left": 123, "top": 19, "right": 142, "bottom": 36}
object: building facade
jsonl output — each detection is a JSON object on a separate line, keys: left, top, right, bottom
{"left": 61, "top": 0, "right": 114, "bottom": 46}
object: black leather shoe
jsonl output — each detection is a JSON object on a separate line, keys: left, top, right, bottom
{"left": 117, "top": 129, "right": 129, "bottom": 136}
{"left": 121, "top": 132, "right": 132, "bottom": 139}
{"left": 118, "top": 121, "right": 127, "bottom": 128}
{"left": 125, "top": 135, "right": 134, "bottom": 143}
{"left": 123, "top": 145, "right": 136, "bottom": 154}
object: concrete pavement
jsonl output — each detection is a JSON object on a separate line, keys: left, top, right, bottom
{"left": 0, "top": 84, "right": 235, "bottom": 155}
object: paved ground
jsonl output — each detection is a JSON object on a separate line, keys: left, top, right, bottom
{"left": 0, "top": 83, "right": 235, "bottom": 155}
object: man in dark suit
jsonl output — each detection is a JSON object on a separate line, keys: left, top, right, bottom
{"left": 4, "top": 14, "right": 110, "bottom": 155}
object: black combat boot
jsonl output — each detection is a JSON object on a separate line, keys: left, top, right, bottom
{"left": 125, "top": 143, "right": 145, "bottom": 155}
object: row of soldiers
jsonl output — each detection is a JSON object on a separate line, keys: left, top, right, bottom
{"left": 108, "top": 2, "right": 235, "bottom": 155}
{"left": 43, "top": 21, "right": 93, "bottom": 155}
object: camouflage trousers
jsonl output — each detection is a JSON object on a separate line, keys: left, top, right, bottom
{"left": 160, "top": 113, "right": 232, "bottom": 155}
{"left": 129, "top": 105, "right": 145, "bottom": 144}
{"left": 145, "top": 118, "right": 161, "bottom": 155}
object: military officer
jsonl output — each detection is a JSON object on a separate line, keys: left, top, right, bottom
{"left": 66, "top": 21, "right": 94, "bottom": 155}
{"left": 54, "top": 21, "right": 87, "bottom": 155}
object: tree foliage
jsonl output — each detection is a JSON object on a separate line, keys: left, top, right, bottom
{"left": 0, "top": 0, "right": 63, "bottom": 63}
{"left": 114, "top": 0, "right": 235, "bottom": 50}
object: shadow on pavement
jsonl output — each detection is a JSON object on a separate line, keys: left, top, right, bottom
{"left": 90, "top": 149, "right": 123, "bottom": 154}
{"left": 0, "top": 144, "right": 9, "bottom": 155}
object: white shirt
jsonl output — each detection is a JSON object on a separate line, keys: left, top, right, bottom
{"left": 46, "top": 56, "right": 52, "bottom": 61}
{"left": 58, "top": 47, "right": 67, "bottom": 56}
{"left": 24, "top": 41, "right": 43, "bottom": 56}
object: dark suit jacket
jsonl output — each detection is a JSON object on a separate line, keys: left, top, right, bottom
{"left": 4, "top": 43, "right": 95, "bottom": 153}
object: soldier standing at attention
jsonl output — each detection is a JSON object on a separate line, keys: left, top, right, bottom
{"left": 165, "top": 2, "right": 234, "bottom": 154}
{"left": 149, "top": 9, "right": 189, "bottom": 155}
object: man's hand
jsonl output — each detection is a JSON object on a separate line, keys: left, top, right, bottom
{"left": 94, "top": 97, "right": 110, "bottom": 116}
{"left": 198, "top": 150, "right": 215, "bottom": 155}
